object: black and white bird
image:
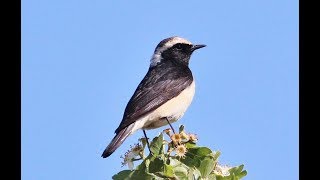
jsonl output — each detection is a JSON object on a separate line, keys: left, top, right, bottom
{"left": 102, "top": 36, "right": 206, "bottom": 158}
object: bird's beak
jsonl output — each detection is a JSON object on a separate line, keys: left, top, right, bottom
{"left": 191, "top": 44, "right": 206, "bottom": 51}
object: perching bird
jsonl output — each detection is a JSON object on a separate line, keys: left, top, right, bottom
{"left": 102, "top": 36, "right": 206, "bottom": 158}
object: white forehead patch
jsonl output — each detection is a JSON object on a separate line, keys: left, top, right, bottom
{"left": 150, "top": 37, "right": 192, "bottom": 67}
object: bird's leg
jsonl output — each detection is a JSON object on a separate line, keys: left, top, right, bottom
{"left": 143, "top": 130, "right": 152, "bottom": 155}
{"left": 166, "top": 117, "right": 176, "bottom": 134}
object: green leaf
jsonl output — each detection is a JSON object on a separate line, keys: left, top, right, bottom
{"left": 173, "top": 166, "right": 188, "bottom": 179}
{"left": 112, "top": 170, "right": 133, "bottom": 180}
{"left": 235, "top": 165, "right": 244, "bottom": 174}
{"left": 168, "top": 157, "right": 189, "bottom": 179}
{"left": 198, "top": 157, "right": 215, "bottom": 178}
{"left": 168, "top": 158, "right": 181, "bottom": 166}
{"left": 237, "top": 170, "right": 247, "bottom": 179}
{"left": 188, "top": 167, "right": 201, "bottom": 180}
{"left": 149, "top": 157, "right": 164, "bottom": 173}
{"left": 130, "top": 171, "right": 158, "bottom": 180}
{"left": 150, "top": 133, "right": 164, "bottom": 156}
{"left": 193, "top": 147, "right": 213, "bottom": 157}
{"left": 163, "top": 164, "right": 174, "bottom": 177}
{"left": 139, "top": 138, "right": 147, "bottom": 150}
{"left": 215, "top": 174, "right": 225, "bottom": 180}
{"left": 148, "top": 157, "right": 175, "bottom": 178}
{"left": 207, "top": 174, "right": 217, "bottom": 180}
{"left": 112, "top": 169, "right": 159, "bottom": 180}
{"left": 212, "top": 151, "right": 221, "bottom": 161}
{"left": 181, "top": 153, "right": 201, "bottom": 167}
{"left": 185, "top": 142, "right": 197, "bottom": 149}
{"left": 135, "top": 159, "right": 147, "bottom": 172}
{"left": 231, "top": 174, "right": 238, "bottom": 180}
{"left": 187, "top": 147, "right": 213, "bottom": 158}
{"left": 229, "top": 164, "right": 247, "bottom": 179}
{"left": 182, "top": 147, "right": 213, "bottom": 168}
{"left": 169, "top": 158, "right": 189, "bottom": 169}
{"left": 179, "top": 125, "right": 185, "bottom": 133}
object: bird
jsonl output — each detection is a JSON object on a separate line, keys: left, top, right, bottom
{"left": 102, "top": 36, "right": 206, "bottom": 158}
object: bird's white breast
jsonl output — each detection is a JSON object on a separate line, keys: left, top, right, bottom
{"left": 131, "top": 81, "right": 195, "bottom": 133}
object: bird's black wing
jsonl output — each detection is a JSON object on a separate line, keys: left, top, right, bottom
{"left": 115, "top": 62, "right": 193, "bottom": 133}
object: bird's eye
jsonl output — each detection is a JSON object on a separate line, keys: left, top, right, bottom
{"left": 175, "top": 44, "right": 183, "bottom": 50}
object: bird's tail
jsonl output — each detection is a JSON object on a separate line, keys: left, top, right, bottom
{"left": 101, "top": 123, "right": 134, "bottom": 158}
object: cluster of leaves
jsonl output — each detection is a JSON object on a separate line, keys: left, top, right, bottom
{"left": 113, "top": 125, "right": 247, "bottom": 180}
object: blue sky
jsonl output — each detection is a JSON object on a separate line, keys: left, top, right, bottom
{"left": 22, "top": 1, "right": 298, "bottom": 179}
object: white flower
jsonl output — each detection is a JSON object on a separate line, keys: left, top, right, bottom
{"left": 163, "top": 128, "right": 172, "bottom": 137}
{"left": 180, "top": 131, "right": 189, "bottom": 141}
{"left": 131, "top": 143, "right": 142, "bottom": 156}
{"left": 171, "top": 133, "right": 182, "bottom": 145}
{"left": 121, "top": 151, "right": 135, "bottom": 170}
{"left": 213, "top": 164, "right": 232, "bottom": 177}
{"left": 121, "top": 144, "right": 142, "bottom": 170}
{"left": 188, "top": 133, "right": 198, "bottom": 143}
{"left": 175, "top": 144, "right": 187, "bottom": 158}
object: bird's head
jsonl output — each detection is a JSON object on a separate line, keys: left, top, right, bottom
{"left": 150, "top": 36, "right": 206, "bottom": 67}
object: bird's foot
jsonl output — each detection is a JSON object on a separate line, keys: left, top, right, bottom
{"left": 165, "top": 117, "right": 176, "bottom": 134}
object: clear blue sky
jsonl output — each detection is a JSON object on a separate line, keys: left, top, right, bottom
{"left": 22, "top": 1, "right": 298, "bottom": 179}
